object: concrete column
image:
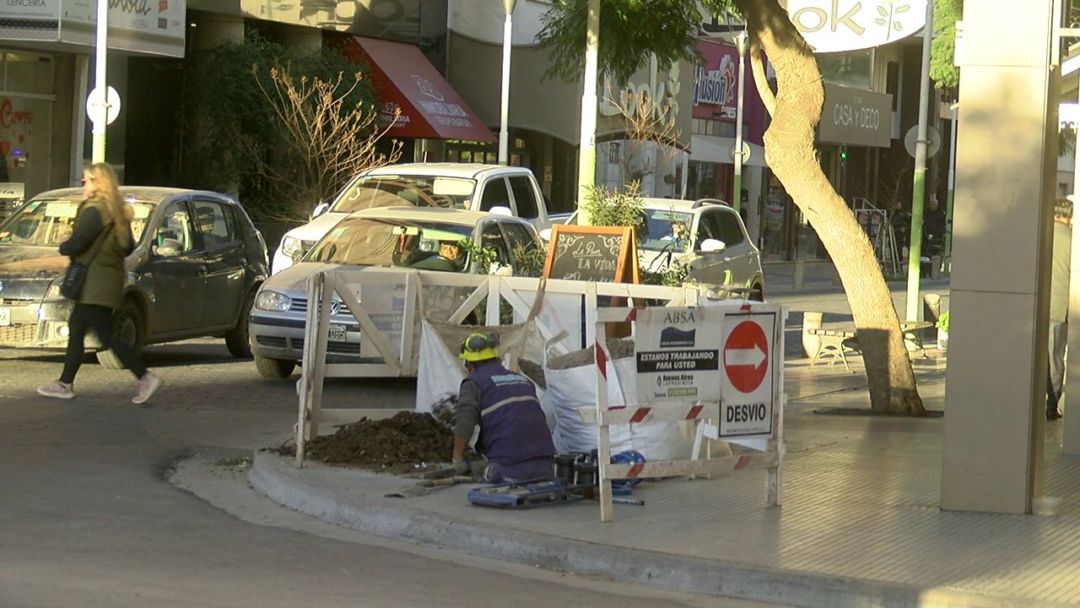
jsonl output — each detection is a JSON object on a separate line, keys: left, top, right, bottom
{"left": 940, "top": 0, "right": 1058, "bottom": 513}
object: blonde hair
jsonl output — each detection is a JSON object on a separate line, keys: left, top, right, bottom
{"left": 85, "top": 163, "right": 133, "bottom": 247}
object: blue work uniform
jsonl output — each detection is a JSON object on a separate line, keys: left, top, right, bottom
{"left": 456, "top": 361, "right": 555, "bottom": 483}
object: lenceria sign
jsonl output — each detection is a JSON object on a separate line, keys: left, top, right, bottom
{"left": 783, "top": 0, "right": 927, "bottom": 53}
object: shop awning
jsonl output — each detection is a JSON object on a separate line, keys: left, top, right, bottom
{"left": 339, "top": 36, "right": 495, "bottom": 143}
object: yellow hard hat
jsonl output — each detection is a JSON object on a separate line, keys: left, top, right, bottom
{"left": 459, "top": 332, "right": 498, "bottom": 362}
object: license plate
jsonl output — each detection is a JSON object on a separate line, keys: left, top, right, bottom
{"left": 328, "top": 324, "right": 348, "bottom": 341}
{"left": 0, "top": 306, "right": 10, "bottom": 327}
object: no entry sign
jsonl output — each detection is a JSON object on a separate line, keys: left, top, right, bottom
{"left": 719, "top": 313, "right": 779, "bottom": 437}
{"left": 724, "top": 320, "right": 769, "bottom": 393}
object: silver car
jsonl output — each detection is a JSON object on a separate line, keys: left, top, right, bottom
{"left": 564, "top": 198, "right": 765, "bottom": 300}
{"left": 249, "top": 206, "right": 544, "bottom": 379}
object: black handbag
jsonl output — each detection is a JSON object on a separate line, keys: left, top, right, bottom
{"left": 59, "top": 223, "right": 112, "bottom": 300}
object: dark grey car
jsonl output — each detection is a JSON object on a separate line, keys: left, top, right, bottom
{"left": 0, "top": 187, "right": 269, "bottom": 366}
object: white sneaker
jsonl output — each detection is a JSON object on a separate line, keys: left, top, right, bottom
{"left": 132, "top": 373, "right": 162, "bottom": 405}
{"left": 37, "top": 381, "right": 75, "bottom": 400}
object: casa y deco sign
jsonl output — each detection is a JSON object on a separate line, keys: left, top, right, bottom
{"left": 782, "top": 0, "right": 928, "bottom": 53}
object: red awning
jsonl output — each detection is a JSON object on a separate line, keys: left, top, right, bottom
{"left": 339, "top": 36, "right": 495, "bottom": 143}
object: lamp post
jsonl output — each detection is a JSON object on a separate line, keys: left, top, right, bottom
{"left": 576, "top": 0, "right": 600, "bottom": 225}
{"left": 92, "top": 0, "right": 108, "bottom": 163}
{"left": 498, "top": 0, "right": 516, "bottom": 165}
{"left": 904, "top": 1, "right": 934, "bottom": 322}
{"left": 732, "top": 30, "right": 748, "bottom": 213}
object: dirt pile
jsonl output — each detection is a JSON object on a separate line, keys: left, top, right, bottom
{"left": 280, "top": 411, "right": 454, "bottom": 474}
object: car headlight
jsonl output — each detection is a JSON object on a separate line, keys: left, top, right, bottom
{"left": 47, "top": 283, "right": 61, "bottom": 298}
{"left": 255, "top": 290, "right": 292, "bottom": 312}
{"left": 280, "top": 235, "right": 301, "bottom": 258}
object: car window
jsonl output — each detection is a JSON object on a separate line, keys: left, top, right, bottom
{"left": 501, "top": 221, "right": 536, "bottom": 253}
{"left": 0, "top": 197, "right": 153, "bottom": 247}
{"left": 640, "top": 208, "right": 693, "bottom": 252}
{"left": 508, "top": 176, "right": 539, "bottom": 219}
{"left": 332, "top": 175, "right": 475, "bottom": 213}
{"left": 716, "top": 210, "right": 746, "bottom": 246}
{"left": 153, "top": 202, "right": 195, "bottom": 256}
{"left": 479, "top": 178, "right": 511, "bottom": 212}
{"left": 307, "top": 217, "right": 472, "bottom": 269}
{"left": 479, "top": 221, "right": 511, "bottom": 266}
{"left": 193, "top": 200, "right": 235, "bottom": 249}
{"left": 695, "top": 211, "right": 721, "bottom": 248}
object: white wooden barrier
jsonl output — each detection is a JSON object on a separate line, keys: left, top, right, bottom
{"left": 591, "top": 304, "right": 786, "bottom": 522}
{"left": 293, "top": 268, "right": 699, "bottom": 466}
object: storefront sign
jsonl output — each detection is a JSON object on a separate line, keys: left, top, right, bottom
{"left": 0, "top": 1, "right": 186, "bottom": 57}
{"left": 635, "top": 307, "right": 724, "bottom": 404}
{"left": 818, "top": 84, "right": 892, "bottom": 148}
{"left": 783, "top": 0, "right": 927, "bottom": 53}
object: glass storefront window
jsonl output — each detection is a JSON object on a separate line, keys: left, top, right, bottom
{"left": 0, "top": 50, "right": 54, "bottom": 205}
{"left": 818, "top": 50, "right": 873, "bottom": 90}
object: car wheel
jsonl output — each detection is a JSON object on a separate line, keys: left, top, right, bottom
{"left": 255, "top": 354, "right": 296, "bottom": 380}
{"left": 225, "top": 290, "right": 255, "bottom": 358}
{"left": 97, "top": 300, "right": 146, "bottom": 369}
{"left": 749, "top": 284, "right": 765, "bottom": 302}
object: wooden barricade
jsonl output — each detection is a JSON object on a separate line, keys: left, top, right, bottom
{"left": 293, "top": 269, "right": 700, "bottom": 466}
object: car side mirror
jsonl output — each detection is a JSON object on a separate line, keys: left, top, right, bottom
{"left": 489, "top": 205, "right": 513, "bottom": 217}
{"left": 311, "top": 202, "right": 330, "bottom": 219}
{"left": 539, "top": 228, "right": 552, "bottom": 241}
{"left": 699, "top": 238, "right": 726, "bottom": 254}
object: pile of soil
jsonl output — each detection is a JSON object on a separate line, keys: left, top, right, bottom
{"left": 278, "top": 412, "right": 454, "bottom": 474}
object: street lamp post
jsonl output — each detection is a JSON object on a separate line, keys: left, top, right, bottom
{"left": 498, "top": 0, "right": 516, "bottom": 165}
{"left": 732, "top": 31, "right": 748, "bottom": 213}
{"left": 576, "top": 0, "right": 600, "bottom": 225}
{"left": 92, "top": 0, "right": 108, "bottom": 164}
{"left": 904, "top": 1, "right": 934, "bottom": 322}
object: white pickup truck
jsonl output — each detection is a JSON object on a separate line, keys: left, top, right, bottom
{"left": 272, "top": 163, "right": 552, "bottom": 274}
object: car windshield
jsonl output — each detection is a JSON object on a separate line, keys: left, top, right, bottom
{"left": 306, "top": 217, "right": 474, "bottom": 271}
{"left": 639, "top": 209, "right": 693, "bottom": 252}
{"left": 0, "top": 197, "right": 155, "bottom": 247}
{"left": 330, "top": 175, "right": 477, "bottom": 214}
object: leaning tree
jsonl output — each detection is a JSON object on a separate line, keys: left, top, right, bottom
{"left": 538, "top": 0, "right": 926, "bottom": 415}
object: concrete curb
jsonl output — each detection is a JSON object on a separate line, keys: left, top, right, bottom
{"left": 248, "top": 451, "right": 1062, "bottom": 608}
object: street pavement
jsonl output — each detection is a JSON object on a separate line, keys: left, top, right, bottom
{"left": 237, "top": 262, "right": 1079, "bottom": 608}
{"left": 10, "top": 260, "right": 1074, "bottom": 608}
{"left": 1, "top": 342, "right": 772, "bottom": 607}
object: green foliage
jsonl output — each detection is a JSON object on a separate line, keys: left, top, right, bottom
{"left": 537, "top": 0, "right": 707, "bottom": 84}
{"left": 458, "top": 239, "right": 499, "bottom": 273}
{"left": 936, "top": 310, "right": 949, "bottom": 332}
{"left": 580, "top": 181, "right": 647, "bottom": 237}
{"left": 510, "top": 242, "right": 547, "bottom": 278}
{"left": 930, "top": 0, "right": 961, "bottom": 89}
{"left": 183, "top": 34, "right": 378, "bottom": 221}
{"left": 641, "top": 261, "right": 690, "bottom": 287}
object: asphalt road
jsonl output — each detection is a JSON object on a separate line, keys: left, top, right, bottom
{"left": 0, "top": 339, "right": 778, "bottom": 608}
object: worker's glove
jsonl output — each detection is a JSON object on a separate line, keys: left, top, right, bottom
{"left": 450, "top": 460, "right": 470, "bottom": 476}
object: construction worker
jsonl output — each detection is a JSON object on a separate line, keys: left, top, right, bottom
{"left": 453, "top": 332, "right": 555, "bottom": 483}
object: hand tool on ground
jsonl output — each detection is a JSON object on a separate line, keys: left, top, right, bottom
{"left": 386, "top": 475, "right": 473, "bottom": 498}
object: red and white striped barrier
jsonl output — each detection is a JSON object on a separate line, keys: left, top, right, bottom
{"left": 591, "top": 304, "right": 786, "bottom": 523}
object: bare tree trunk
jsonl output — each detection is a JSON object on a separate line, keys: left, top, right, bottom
{"left": 735, "top": 0, "right": 924, "bottom": 415}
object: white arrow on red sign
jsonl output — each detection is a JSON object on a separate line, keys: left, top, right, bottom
{"left": 724, "top": 320, "right": 769, "bottom": 393}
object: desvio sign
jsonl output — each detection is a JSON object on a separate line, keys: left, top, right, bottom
{"left": 784, "top": 0, "right": 927, "bottom": 53}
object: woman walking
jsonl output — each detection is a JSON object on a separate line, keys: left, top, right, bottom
{"left": 36, "top": 163, "right": 162, "bottom": 404}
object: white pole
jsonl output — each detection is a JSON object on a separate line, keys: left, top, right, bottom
{"left": 576, "top": 0, "right": 600, "bottom": 225}
{"left": 904, "top": 1, "right": 934, "bottom": 322}
{"left": 92, "top": 0, "right": 108, "bottom": 164}
{"left": 498, "top": 0, "right": 516, "bottom": 165}
{"left": 733, "top": 31, "right": 748, "bottom": 212}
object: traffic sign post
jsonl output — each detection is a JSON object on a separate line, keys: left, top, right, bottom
{"left": 590, "top": 302, "right": 786, "bottom": 522}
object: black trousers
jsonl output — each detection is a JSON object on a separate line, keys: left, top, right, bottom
{"left": 60, "top": 303, "right": 146, "bottom": 384}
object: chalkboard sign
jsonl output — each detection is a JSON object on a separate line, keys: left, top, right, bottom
{"left": 542, "top": 225, "right": 639, "bottom": 283}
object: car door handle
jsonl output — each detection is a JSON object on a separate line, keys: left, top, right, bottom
{"left": 196, "top": 265, "right": 208, "bottom": 273}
